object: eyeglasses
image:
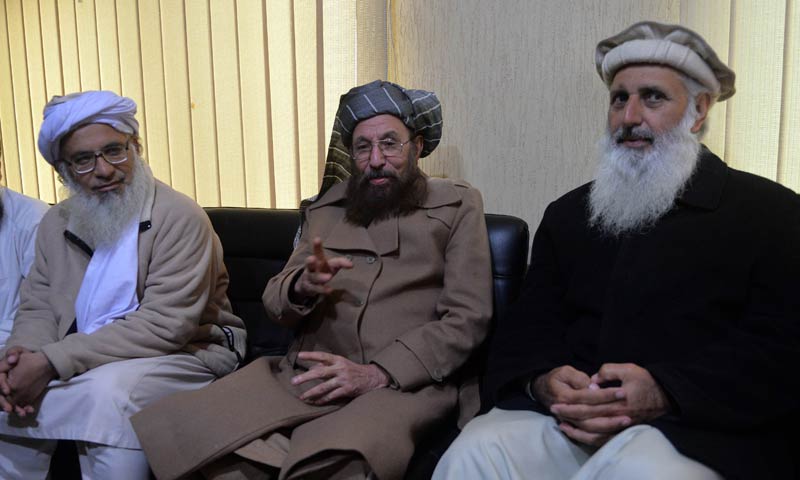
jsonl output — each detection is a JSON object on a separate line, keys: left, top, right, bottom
{"left": 66, "top": 140, "right": 131, "bottom": 174}
{"left": 351, "top": 138, "right": 412, "bottom": 161}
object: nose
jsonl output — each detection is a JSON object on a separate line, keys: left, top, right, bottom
{"left": 368, "top": 143, "right": 386, "bottom": 170}
{"left": 622, "top": 98, "right": 643, "bottom": 126}
{"left": 92, "top": 155, "right": 116, "bottom": 178}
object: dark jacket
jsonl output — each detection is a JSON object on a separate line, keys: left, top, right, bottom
{"left": 486, "top": 147, "right": 800, "bottom": 479}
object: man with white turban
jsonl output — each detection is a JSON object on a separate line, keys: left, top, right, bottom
{"left": 0, "top": 90, "right": 246, "bottom": 479}
{"left": 434, "top": 21, "right": 800, "bottom": 480}
{"left": 132, "top": 80, "right": 492, "bottom": 480}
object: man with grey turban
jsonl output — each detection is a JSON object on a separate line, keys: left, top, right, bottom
{"left": 435, "top": 21, "right": 800, "bottom": 480}
{"left": 132, "top": 80, "right": 492, "bottom": 480}
{"left": 0, "top": 90, "right": 245, "bottom": 479}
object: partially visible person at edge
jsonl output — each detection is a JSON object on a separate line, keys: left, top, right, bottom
{"left": 434, "top": 21, "right": 800, "bottom": 480}
{"left": 0, "top": 155, "right": 48, "bottom": 348}
{"left": 132, "top": 80, "right": 493, "bottom": 480}
{"left": 0, "top": 90, "right": 246, "bottom": 479}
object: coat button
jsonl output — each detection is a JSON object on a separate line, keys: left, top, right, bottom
{"left": 356, "top": 299, "right": 364, "bottom": 306}
{"left": 366, "top": 256, "right": 376, "bottom": 264}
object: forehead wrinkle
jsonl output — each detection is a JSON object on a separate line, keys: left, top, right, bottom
{"left": 68, "top": 139, "right": 127, "bottom": 156}
{"left": 353, "top": 129, "right": 403, "bottom": 144}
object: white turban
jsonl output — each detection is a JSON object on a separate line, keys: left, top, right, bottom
{"left": 38, "top": 90, "right": 139, "bottom": 166}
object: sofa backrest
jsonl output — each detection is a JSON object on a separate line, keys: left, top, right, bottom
{"left": 205, "top": 208, "right": 529, "bottom": 363}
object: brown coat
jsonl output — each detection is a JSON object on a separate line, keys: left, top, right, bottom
{"left": 132, "top": 178, "right": 493, "bottom": 480}
{"left": 5, "top": 174, "right": 246, "bottom": 379}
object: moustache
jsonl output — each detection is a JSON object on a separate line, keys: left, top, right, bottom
{"left": 360, "top": 169, "right": 399, "bottom": 183}
{"left": 614, "top": 126, "right": 655, "bottom": 145}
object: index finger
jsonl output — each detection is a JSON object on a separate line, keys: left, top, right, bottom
{"left": 562, "top": 385, "right": 624, "bottom": 405}
{"left": 312, "top": 238, "right": 331, "bottom": 273}
{"left": 297, "top": 351, "right": 339, "bottom": 364}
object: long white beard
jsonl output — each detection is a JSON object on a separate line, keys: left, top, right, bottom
{"left": 588, "top": 109, "right": 701, "bottom": 236}
{"left": 62, "top": 155, "right": 151, "bottom": 247}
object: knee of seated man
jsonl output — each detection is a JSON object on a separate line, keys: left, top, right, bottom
{"left": 67, "top": 361, "right": 145, "bottom": 405}
{"left": 449, "top": 409, "right": 543, "bottom": 454}
{"left": 603, "top": 428, "right": 717, "bottom": 480}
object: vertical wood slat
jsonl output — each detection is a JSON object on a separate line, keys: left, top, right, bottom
{"left": 295, "top": 0, "right": 323, "bottom": 202}
{"left": 186, "top": 0, "right": 221, "bottom": 207}
{"left": 724, "top": 0, "right": 786, "bottom": 180}
{"left": 96, "top": 0, "right": 121, "bottom": 92}
{"left": 22, "top": 0, "right": 56, "bottom": 201}
{"left": 322, "top": 0, "right": 357, "bottom": 148}
{"left": 138, "top": 0, "right": 170, "bottom": 182}
{"left": 160, "top": 0, "right": 195, "bottom": 198}
{"left": 116, "top": 0, "right": 147, "bottom": 152}
{"left": 57, "top": 0, "right": 80, "bottom": 93}
{"left": 266, "top": 0, "right": 299, "bottom": 208}
{"left": 680, "top": 0, "right": 732, "bottom": 159}
{"left": 778, "top": 0, "right": 800, "bottom": 192}
{"left": 75, "top": 0, "right": 100, "bottom": 89}
{"left": 6, "top": 0, "right": 39, "bottom": 197}
{"left": 237, "top": 0, "right": 271, "bottom": 208}
{"left": 39, "top": 0, "right": 64, "bottom": 200}
{"left": 0, "top": 0, "right": 21, "bottom": 191}
{"left": 210, "top": 0, "right": 246, "bottom": 207}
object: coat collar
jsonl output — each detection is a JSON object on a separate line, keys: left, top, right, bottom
{"left": 677, "top": 145, "right": 728, "bottom": 211}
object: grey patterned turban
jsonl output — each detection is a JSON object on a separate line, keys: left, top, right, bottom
{"left": 312, "top": 80, "right": 443, "bottom": 205}
{"left": 38, "top": 90, "right": 139, "bottom": 166}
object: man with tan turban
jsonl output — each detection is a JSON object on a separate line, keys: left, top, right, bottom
{"left": 0, "top": 90, "right": 246, "bottom": 479}
{"left": 434, "top": 21, "right": 800, "bottom": 480}
{"left": 132, "top": 80, "right": 493, "bottom": 480}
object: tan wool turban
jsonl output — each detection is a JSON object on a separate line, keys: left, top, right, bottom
{"left": 595, "top": 21, "right": 735, "bottom": 101}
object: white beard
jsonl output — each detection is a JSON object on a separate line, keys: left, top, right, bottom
{"left": 588, "top": 108, "right": 702, "bottom": 236}
{"left": 61, "top": 155, "right": 151, "bottom": 247}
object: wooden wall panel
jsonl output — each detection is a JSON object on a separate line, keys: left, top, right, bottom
{"left": 5, "top": 0, "right": 39, "bottom": 197}
{"left": 294, "top": 0, "right": 324, "bottom": 203}
{"left": 779, "top": 1, "right": 800, "bottom": 192}
{"left": 160, "top": 0, "right": 195, "bottom": 197}
{"left": 138, "top": 0, "right": 170, "bottom": 183}
{"left": 0, "top": 1, "right": 21, "bottom": 191}
{"left": 725, "top": 0, "right": 786, "bottom": 180}
{"left": 238, "top": 0, "right": 272, "bottom": 207}
{"left": 185, "top": 0, "right": 221, "bottom": 206}
{"left": 210, "top": 0, "right": 245, "bottom": 207}
{"left": 265, "top": 0, "right": 299, "bottom": 208}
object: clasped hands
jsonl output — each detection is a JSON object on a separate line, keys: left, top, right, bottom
{"left": 291, "top": 238, "right": 389, "bottom": 405}
{"left": 0, "top": 346, "right": 57, "bottom": 417}
{"left": 533, "top": 364, "right": 671, "bottom": 447}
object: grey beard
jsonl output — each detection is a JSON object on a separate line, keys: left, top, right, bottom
{"left": 588, "top": 110, "right": 701, "bottom": 236}
{"left": 61, "top": 156, "right": 151, "bottom": 248}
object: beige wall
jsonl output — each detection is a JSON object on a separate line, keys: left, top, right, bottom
{"left": 390, "top": 0, "right": 799, "bottom": 235}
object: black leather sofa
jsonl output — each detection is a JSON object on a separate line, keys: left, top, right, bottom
{"left": 51, "top": 207, "right": 530, "bottom": 479}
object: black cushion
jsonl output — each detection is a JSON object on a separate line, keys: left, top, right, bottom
{"left": 205, "top": 208, "right": 301, "bottom": 361}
